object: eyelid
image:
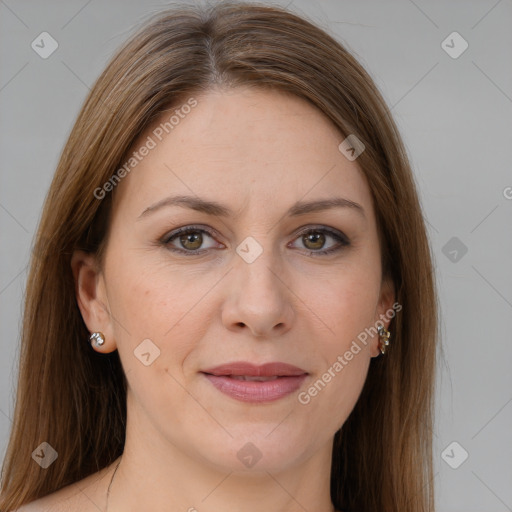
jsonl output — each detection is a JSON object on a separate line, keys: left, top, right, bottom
{"left": 161, "top": 223, "right": 350, "bottom": 255}
{"left": 160, "top": 224, "right": 223, "bottom": 253}
{"left": 289, "top": 225, "right": 350, "bottom": 255}
{"left": 293, "top": 224, "right": 349, "bottom": 243}
{"left": 161, "top": 224, "right": 221, "bottom": 244}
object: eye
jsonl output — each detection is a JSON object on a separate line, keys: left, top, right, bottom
{"left": 160, "top": 225, "right": 350, "bottom": 257}
{"left": 289, "top": 227, "right": 350, "bottom": 256}
{"left": 162, "top": 226, "right": 222, "bottom": 254}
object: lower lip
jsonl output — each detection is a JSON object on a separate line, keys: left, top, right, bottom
{"left": 202, "top": 373, "right": 308, "bottom": 403}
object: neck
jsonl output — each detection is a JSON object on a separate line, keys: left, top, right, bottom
{"left": 108, "top": 451, "right": 335, "bottom": 512}
{"left": 106, "top": 403, "right": 336, "bottom": 511}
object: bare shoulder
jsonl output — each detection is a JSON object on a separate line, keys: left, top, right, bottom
{"left": 14, "top": 486, "right": 80, "bottom": 511}
{"left": 14, "top": 460, "right": 119, "bottom": 512}
{"left": 14, "top": 482, "right": 94, "bottom": 512}
{"left": 13, "top": 487, "right": 73, "bottom": 511}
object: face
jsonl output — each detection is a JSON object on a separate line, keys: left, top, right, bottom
{"left": 73, "top": 86, "right": 394, "bottom": 474}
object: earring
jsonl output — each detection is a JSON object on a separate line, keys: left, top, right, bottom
{"left": 89, "top": 332, "right": 105, "bottom": 347}
{"left": 377, "top": 325, "right": 391, "bottom": 355}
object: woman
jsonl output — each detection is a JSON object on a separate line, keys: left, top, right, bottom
{"left": 0, "top": 2, "right": 437, "bottom": 511}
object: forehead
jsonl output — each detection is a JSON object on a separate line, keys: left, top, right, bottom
{"left": 111, "top": 86, "right": 375, "bottom": 222}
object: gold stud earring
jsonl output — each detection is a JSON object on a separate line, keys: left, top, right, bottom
{"left": 377, "top": 325, "right": 391, "bottom": 355}
{"left": 89, "top": 332, "right": 105, "bottom": 348}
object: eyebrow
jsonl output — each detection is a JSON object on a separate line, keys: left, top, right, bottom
{"left": 137, "top": 194, "right": 366, "bottom": 220}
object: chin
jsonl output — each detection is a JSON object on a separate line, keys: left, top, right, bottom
{"left": 187, "top": 425, "right": 318, "bottom": 474}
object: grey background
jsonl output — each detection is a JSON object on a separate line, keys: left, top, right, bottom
{"left": 1, "top": 0, "right": 511, "bottom": 510}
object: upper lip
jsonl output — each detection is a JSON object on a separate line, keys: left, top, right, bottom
{"left": 201, "top": 362, "right": 307, "bottom": 377}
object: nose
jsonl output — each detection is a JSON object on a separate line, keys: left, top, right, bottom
{"left": 221, "top": 249, "right": 295, "bottom": 338}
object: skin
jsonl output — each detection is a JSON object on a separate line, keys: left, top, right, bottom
{"left": 23, "top": 86, "right": 394, "bottom": 511}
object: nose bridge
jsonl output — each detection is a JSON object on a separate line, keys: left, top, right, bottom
{"left": 223, "top": 234, "right": 293, "bottom": 336}
{"left": 234, "top": 235, "right": 284, "bottom": 304}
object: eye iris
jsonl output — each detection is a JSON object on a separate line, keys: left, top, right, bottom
{"left": 303, "top": 232, "right": 325, "bottom": 250}
{"left": 180, "top": 231, "right": 202, "bottom": 250}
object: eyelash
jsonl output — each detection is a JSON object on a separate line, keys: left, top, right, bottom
{"left": 160, "top": 224, "right": 350, "bottom": 257}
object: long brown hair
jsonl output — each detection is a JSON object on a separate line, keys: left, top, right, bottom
{"left": 0, "top": 2, "right": 437, "bottom": 510}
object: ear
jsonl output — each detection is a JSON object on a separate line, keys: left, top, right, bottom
{"left": 71, "top": 250, "right": 117, "bottom": 353}
{"left": 370, "top": 276, "right": 396, "bottom": 358}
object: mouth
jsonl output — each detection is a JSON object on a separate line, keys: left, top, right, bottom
{"left": 228, "top": 375, "right": 279, "bottom": 381}
{"left": 201, "top": 362, "right": 308, "bottom": 403}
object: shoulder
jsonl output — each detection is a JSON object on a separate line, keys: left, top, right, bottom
{"left": 14, "top": 490, "right": 74, "bottom": 511}
{"left": 14, "top": 460, "right": 119, "bottom": 512}
{"left": 14, "top": 484, "right": 87, "bottom": 512}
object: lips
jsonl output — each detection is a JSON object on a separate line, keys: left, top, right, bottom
{"left": 202, "top": 361, "right": 307, "bottom": 377}
{"left": 201, "top": 362, "right": 308, "bottom": 403}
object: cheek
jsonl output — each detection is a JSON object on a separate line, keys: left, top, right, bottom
{"left": 310, "top": 264, "right": 380, "bottom": 417}
{"left": 307, "top": 263, "right": 381, "bottom": 344}
{"left": 322, "top": 352, "right": 370, "bottom": 426}
{"left": 297, "top": 266, "right": 379, "bottom": 406}
{"left": 106, "top": 260, "right": 206, "bottom": 370}
{"left": 298, "top": 277, "right": 375, "bottom": 427}
{"left": 106, "top": 266, "right": 209, "bottom": 421}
